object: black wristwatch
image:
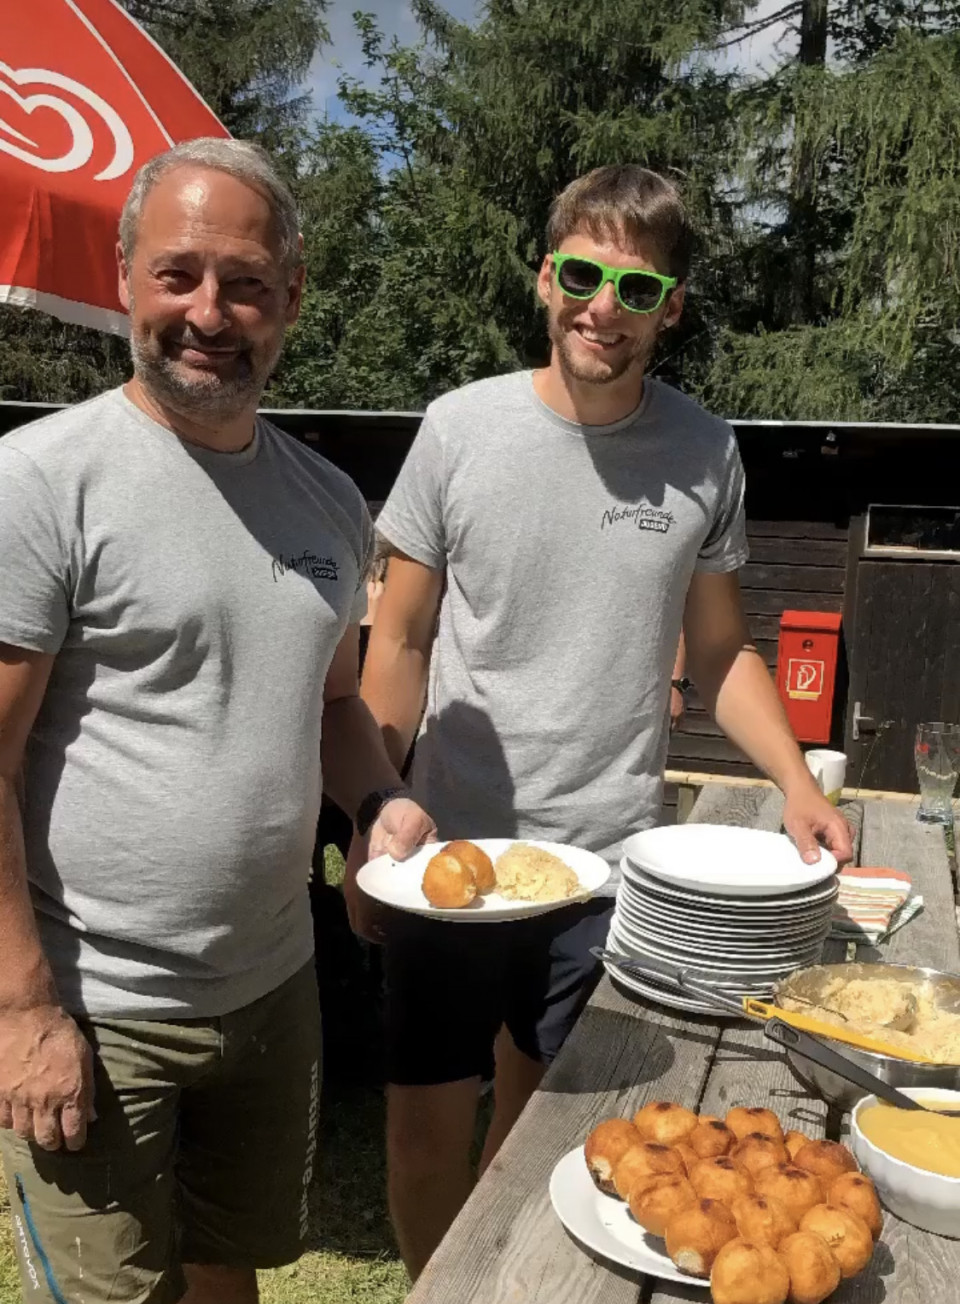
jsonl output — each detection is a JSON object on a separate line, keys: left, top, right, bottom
{"left": 356, "top": 786, "right": 408, "bottom": 837}
{"left": 671, "top": 676, "right": 693, "bottom": 693}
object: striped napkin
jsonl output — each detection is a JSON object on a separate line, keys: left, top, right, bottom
{"left": 829, "top": 866, "right": 923, "bottom": 945}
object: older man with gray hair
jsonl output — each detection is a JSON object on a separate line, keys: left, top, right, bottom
{"left": 0, "top": 138, "right": 434, "bottom": 1303}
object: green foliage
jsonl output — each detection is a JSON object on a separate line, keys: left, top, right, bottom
{"left": 703, "top": 24, "right": 960, "bottom": 419}
{"left": 123, "top": 0, "right": 329, "bottom": 153}
{"left": 3, "top": 0, "right": 960, "bottom": 424}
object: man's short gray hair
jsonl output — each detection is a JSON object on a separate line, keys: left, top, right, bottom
{"left": 119, "top": 137, "right": 301, "bottom": 271}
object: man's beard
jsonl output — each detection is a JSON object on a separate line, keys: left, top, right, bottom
{"left": 548, "top": 309, "right": 656, "bottom": 386}
{"left": 129, "top": 320, "right": 284, "bottom": 420}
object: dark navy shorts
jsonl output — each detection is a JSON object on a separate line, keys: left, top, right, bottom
{"left": 382, "top": 897, "right": 614, "bottom": 1085}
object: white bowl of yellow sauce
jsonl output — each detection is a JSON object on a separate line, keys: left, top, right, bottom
{"left": 851, "top": 1088, "right": 960, "bottom": 1238}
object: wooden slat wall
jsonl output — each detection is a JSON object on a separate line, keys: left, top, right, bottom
{"left": 662, "top": 518, "right": 850, "bottom": 818}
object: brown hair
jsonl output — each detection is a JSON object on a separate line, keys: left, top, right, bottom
{"left": 546, "top": 165, "right": 694, "bottom": 281}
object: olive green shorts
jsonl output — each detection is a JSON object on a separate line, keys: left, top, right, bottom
{"left": 0, "top": 963, "right": 322, "bottom": 1304}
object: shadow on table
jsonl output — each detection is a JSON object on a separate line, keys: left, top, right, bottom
{"left": 832, "top": 1239, "right": 894, "bottom": 1304}
{"left": 539, "top": 997, "right": 723, "bottom": 1096}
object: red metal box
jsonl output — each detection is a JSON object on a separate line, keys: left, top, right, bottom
{"left": 776, "top": 610, "right": 842, "bottom": 744}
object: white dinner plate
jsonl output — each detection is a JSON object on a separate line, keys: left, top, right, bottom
{"left": 603, "top": 957, "right": 775, "bottom": 1013}
{"left": 549, "top": 1147, "right": 710, "bottom": 1285}
{"left": 620, "top": 860, "right": 840, "bottom": 912}
{"left": 614, "top": 899, "right": 833, "bottom": 946}
{"left": 605, "top": 966, "right": 731, "bottom": 1015}
{"left": 609, "top": 919, "right": 825, "bottom": 969}
{"left": 356, "top": 838, "right": 610, "bottom": 921}
{"left": 622, "top": 825, "right": 837, "bottom": 897}
{"left": 613, "top": 920, "right": 829, "bottom": 964}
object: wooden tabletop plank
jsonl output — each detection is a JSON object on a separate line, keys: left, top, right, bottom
{"left": 407, "top": 977, "right": 724, "bottom": 1304}
{"left": 857, "top": 800, "right": 959, "bottom": 970}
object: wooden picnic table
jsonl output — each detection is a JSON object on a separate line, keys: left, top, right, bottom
{"left": 406, "top": 784, "right": 960, "bottom": 1304}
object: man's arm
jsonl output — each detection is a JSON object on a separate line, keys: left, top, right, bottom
{"left": 669, "top": 633, "right": 686, "bottom": 732}
{"left": 0, "top": 644, "right": 94, "bottom": 1150}
{"left": 683, "top": 571, "right": 853, "bottom": 863}
{"left": 359, "top": 552, "right": 445, "bottom": 771}
{"left": 321, "top": 623, "right": 436, "bottom": 863}
{"left": 334, "top": 553, "right": 443, "bottom": 938}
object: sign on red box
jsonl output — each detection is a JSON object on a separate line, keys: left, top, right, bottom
{"left": 786, "top": 658, "right": 825, "bottom": 701}
{"left": 776, "top": 611, "right": 842, "bottom": 744}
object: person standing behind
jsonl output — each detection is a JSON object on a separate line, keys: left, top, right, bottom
{"left": 0, "top": 138, "right": 434, "bottom": 1304}
{"left": 353, "top": 165, "right": 852, "bottom": 1280}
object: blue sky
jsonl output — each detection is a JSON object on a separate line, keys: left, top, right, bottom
{"left": 306, "top": 0, "right": 791, "bottom": 122}
{"left": 308, "top": 0, "right": 481, "bottom": 122}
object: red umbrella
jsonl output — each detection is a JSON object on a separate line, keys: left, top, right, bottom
{"left": 0, "top": 0, "right": 229, "bottom": 334}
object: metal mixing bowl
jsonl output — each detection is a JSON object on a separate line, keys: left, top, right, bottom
{"left": 774, "top": 962, "right": 960, "bottom": 1112}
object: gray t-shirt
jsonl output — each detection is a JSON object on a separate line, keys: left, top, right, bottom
{"left": 0, "top": 388, "right": 372, "bottom": 1017}
{"left": 377, "top": 371, "right": 748, "bottom": 883}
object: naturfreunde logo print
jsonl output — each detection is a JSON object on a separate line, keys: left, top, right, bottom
{"left": 600, "top": 503, "right": 675, "bottom": 535}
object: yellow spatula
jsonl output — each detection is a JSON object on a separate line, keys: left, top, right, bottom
{"left": 741, "top": 998, "right": 937, "bottom": 1064}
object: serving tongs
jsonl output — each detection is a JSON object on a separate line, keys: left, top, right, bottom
{"left": 592, "top": 947, "right": 953, "bottom": 1114}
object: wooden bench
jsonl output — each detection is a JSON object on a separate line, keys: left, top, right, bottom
{"left": 406, "top": 786, "right": 960, "bottom": 1304}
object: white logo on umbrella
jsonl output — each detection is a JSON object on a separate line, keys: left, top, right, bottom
{"left": 0, "top": 62, "right": 134, "bottom": 180}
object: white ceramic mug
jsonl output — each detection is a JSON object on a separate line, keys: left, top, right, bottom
{"left": 805, "top": 749, "right": 847, "bottom": 804}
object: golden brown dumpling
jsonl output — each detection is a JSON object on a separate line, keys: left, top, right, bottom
{"left": 444, "top": 840, "right": 496, "bottom": 892}
{"left": 627, "top": 1172, "right": 698, "bottom": 1237}
{"left": 673, "top": 1142, "right": 700, "bottom": 1177}
{"left": 422, "top": 852, "right": 477, "bottom": 908}
{"left": 730, "top": 1133, "right": 790, "bottom": 1179}
{"left": 612, "top": 1142, "right": 683, "bottom": 1200}
{"left": 689, "top": 1156, "right": 754, "bottom": 1203}
{"left": 689, "top": 1118, "right": 736, "bottom": 1159}
{"left": 665, "top": 1199, "right": 738, "bottom": 1278}
{"left": 798, "top": 1204, "right": 873, "bottom": 1278}
{"left": 777, "top": 1230, "right": 842, "bottom": 1304}
{"left": 633, "top": 1100, "right": 699, "bottom": 1146}
{"left": 827, "top": 1172, "right": 883, "bottom": 1240}
{"left": 754, "top": 1165, "right": 825, "bottom": 1223}
{"left": 792, "top": 1140, "right": 858, "bottom": 1188}
{"left": 729, "top": 1194, "right": 797, "bottom": 1249}
{"left": 584, "top": 1118, "right": 641, "bottom": 1194}
{"left": 726, "top": 1107, "right": 785, "bottom": 1143}
{"left": 710, "top": 1238, "right": 790, "bottom": 1304}
{"left": 784, "top": 1130, "right": 809, "bottom": 1162}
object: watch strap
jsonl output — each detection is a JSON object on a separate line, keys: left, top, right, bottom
{"left": 356, "top": 786, "right": 408, "bottom": 837}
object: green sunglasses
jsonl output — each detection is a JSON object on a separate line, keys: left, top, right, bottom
{"left": 551, "top": 252, "right": 677, "bottom": 314}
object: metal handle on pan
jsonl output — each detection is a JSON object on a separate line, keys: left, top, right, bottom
{"left": 590, "top": 947, "right": 747, "bottom": 1016}
{"left": 761, "top": 1018, "right": 926, "bottom": 1111}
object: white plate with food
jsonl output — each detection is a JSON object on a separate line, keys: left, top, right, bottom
{"left": 549, "top": 1146, "right": 708, "bottom": 1284}
{"left": 622, "top": 825, "right": 837, "bottom": 897}
{"left": 356, "top": 838, "right": 610, "bottom": 921}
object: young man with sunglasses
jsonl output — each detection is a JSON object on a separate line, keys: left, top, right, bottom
{"left": 352, "top": 165, "right": 853, "bottom": 1280}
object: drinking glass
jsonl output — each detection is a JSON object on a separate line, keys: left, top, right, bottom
{"left": 914, "top": 722, "right": 960, "bottom": 824}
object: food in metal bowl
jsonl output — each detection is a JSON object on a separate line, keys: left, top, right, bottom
{"left": 775, "top": 964, "right": 960, "bottom": 1111}
{"left": 780, "top": 973, "right": 960, "bottom": 1063}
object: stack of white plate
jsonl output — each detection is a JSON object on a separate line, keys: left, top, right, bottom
{"left": 607, "top": 824, "right": 839, "bottom": 1015}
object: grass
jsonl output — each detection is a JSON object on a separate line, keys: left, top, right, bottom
{"left": 0, "top": 849, "right": 411, "bottom": 1304}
